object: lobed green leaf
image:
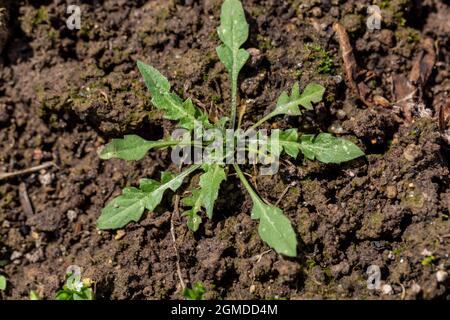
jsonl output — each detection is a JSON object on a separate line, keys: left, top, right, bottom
{"left": 299, "top": 133, "right": 364, "bottom": 163}
{"left": 137, "top": 61, "right": 209, "bottom": 130}
{"left": 274, "top": 83, "right": 325, "bottom": 116}
{"left": 181, "top": 164, "right": 226, "bottom": 231}
{"left": 234, "top": 165, "right": 297, "bottom": 257}
{"left": 97, "top": 165, "right": 200, "bottom": 229}
{"left": 216, "top": 0, "right": 250, "bottom": 128}
{"left": 99, "top": 135, "right": 178, "bottom": 161}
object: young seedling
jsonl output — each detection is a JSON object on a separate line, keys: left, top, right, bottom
{"left": 0, "top": 275, "right": 6, "bottom": 291}
{"left": 183, "top": 282, "right": 206, "bottom": 300}
{"left": 96, "top": 0, "right": 364, "bottom": 257}
{"left": 55, "top": 268, "right": 94, "bottom": 300}
{"left": 29, "top": 290, "right": 41, "bottom": 300}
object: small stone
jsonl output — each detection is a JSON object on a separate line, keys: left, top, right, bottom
{"left": 421, "top": 248, "right": 433, "bottom": 256}
{"left": 436, "top": 270, "right": 448, "bottom": 283}
{"left": 247, "top": 48, "right": 262, "bottom": 67}
{"left": 115, "top": 229, "right": 126, "bottom": 240}
{"left": 328, "top": 121, "right": 346, "bottom": 134}
{"left": 381, "top": 284, "right": 393, "bottom": 295}
{"left": 340, "top": 14, "right": 363, "bottom": 34}
{"left": 331, "top": 261, "right": 350, "bottom": 278}
{"left": 336, "top": 109, "right": 347, "bottom": 120}
{"left": 249, "top": 284, "right": 256, "bottom": 293}
{"left": 10, "top": 251, "right": 23, "bottom": 261}
{"left": 378, "top": 29, "right": 395, "bottom": 47}
{"left": 38, "top": 171, "right": 54, "bottom": 186}
{"left": 67, "top": 210, "right": 78, "bottom": 222}
{"left": 373, "top": 95, "right": 390, "bottom": 108}
{"left": 31, "top": 231, "right": 40, "bottom": 240}
{"left": 32, "top": 149, "right": 43, "bottom": 160}
{"left": 311, "top": 7, "right": 323, "bottom": 17}
{"left": 403, "top": 144, "right": 420, "bottom": 162}
{"left": 386, "top": 186, "right": 397, "bottom": 199}
{"left": 387, "top": 251, "right": 395, "bottom": 260}
{"left": 411, "top": 283, "right": 421, "bottom": 294}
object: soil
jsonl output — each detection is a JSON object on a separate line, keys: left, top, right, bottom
{"left": 0, "top": 0, "right": 449, "bottom": 300}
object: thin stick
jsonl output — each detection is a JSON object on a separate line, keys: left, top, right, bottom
{"left": 275, "top": 182, "right": 296, "bottom": 207}
{"left": 0, "top": 162, "right": 56, "bottom": 181}
{"left": 19, "top": 183, "right": 34, "bottom": 216}
{"left": 170, "top": 195, "right": 186, "bottom": 290}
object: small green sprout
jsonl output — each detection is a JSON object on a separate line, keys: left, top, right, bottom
{"left": 55, "top": 268, "right": 94, "bottom": 300}
{"left": 29, "top": 290, "right": 41, "bottom": 300}
{"left": 308, "top": 45, "right": 336, "bottom": 75}
{"left": 421, "top": 255, "right": 436, "bottom": 266}
{"left": 183, "top": 282, "right": 206, "bottom": 300}
{"left": 0, "top": 275, "right": 6, "bottom": 291}
{"left": 96, "top": 0, "right": 364, "bottom": 258}
{"left": 33, "top": 7, "right": 49, "bottom": 26}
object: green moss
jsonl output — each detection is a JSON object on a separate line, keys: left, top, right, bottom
{"left": 257, "top": 35, "right": 273, "bottom": 51}
{"left": 421, "top": 255, "right": 436, "bottom": 266}
{"left": 392, "top": 245, "right": 406, "bottom": 255}
{"left": 33, "top": 7, "right": 49, "bottom": 26}
{"left": 407, "top": 30, "right": 420, "bottom": 44}
{"left": 307, "top": 44, "right": 336, "bottom": 75}
{"left": 305, "top": 258, "right": 316, "bottom": 270}
{"left": 211, "top": 95, "right": 221, "bottom": 104}
{"left": 326, "top": 94, "right": 335, "bottom": 103}
{"left": 48, "top": 30, "right": 58, "bottom": 41}
{"left": 401, "top": 183, "right": 424, "bottom": 210}
{"left": 380, "top": 0, "right": 390, "bottom": 9}
{"left": 294, "top": 68, "right": 303, "bottom": 79}
{"left": 394, "top": 12, "right": 406, "bottom": 27}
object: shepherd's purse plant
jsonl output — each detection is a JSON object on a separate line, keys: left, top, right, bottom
{"left": 96, "top": 0, "right": 364, "bottom": 257}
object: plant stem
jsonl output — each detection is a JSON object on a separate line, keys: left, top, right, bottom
{"left": 249, "top": 112, "right": 275, "bottom": 131}
{"left": 233, "top": 164, "right": 258, "bottom": 201}
{"left": 230, "top": 81, "right": 237, "bottom": 130}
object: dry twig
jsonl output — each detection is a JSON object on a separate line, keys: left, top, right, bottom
{"left": 170, "top": 194, "right": 186, "bottom": 290}
{"left": 333, "top": 22, "right": 373, "bottom": 109}
{"left": 0, "top": 162, "right": 56, "bottom": 181}
{"left": 19, "top": 182, "right": 34, "bottom": 216}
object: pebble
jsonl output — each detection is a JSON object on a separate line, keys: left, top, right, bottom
{"left": 373, "top": 95, "right": 390, "bottom": 108}
{"left": 115, "top": 229, "right": 126, "bottom": 240}
{"left": 421, "top": 248, "right": 433, "bottom": 256}
{"left": 249, "top": 284, "right": 256, "bottom": 294}
{"left": 10, "top": 251, "right": 23, "bottom": 261}
{"left": 381, "top": 284, "right": 393, "bottom": 295}
{"left": 38, "top": 172, "right": 54, "bottom": 186}
{"left": 67, "top": 210, "right": 78, "bottom": 222}
{"left": 311, "top": 7, "right": 323, "bottom": 18}
{"left": 411, "top": 283, "right": 421, "bottom": 294}
{"left": 436, "top": 270, "right": 448, "bottom": 283}
{"left": 336, "top": 109, "right": 347, "bottom": 120}
{"left": 247, "top": 48, "right": 262, "bottom": 67}
{"left": 386, "top": 186, "right": 397, "bottom": 199}
{"left": 328, "top": 122, "right": 346, "bottom": 134}
{"left": 403, "top": 144, "right": 420, "bottom": 162}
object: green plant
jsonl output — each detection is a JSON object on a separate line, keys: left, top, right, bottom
{"left": 421, "top": 255, "right": 436, "bottom": 266}
{"left": 96, "top": 0, "right": 364, "bottom": 257}
{"left": 183, "top": 282, "right": 206, "bottom": 300}
{"left": 29, "top": 290, "right": 41, "bottom": 300}
{"left": 0, "top": 275, "right": 6, "bottom": 291}
{"left": 308, "top": 45, "right": 336, "bottom": 75}
{"left": 55, "top": 269, "right": 94, "bottom": 300}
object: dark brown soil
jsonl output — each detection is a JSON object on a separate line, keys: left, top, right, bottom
{"left": 0, "top": 0, "right": 449, "bottom": 300}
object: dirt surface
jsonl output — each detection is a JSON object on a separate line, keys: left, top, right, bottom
{"left": 0, "top": 0, "right": 449, "bottom": 300}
